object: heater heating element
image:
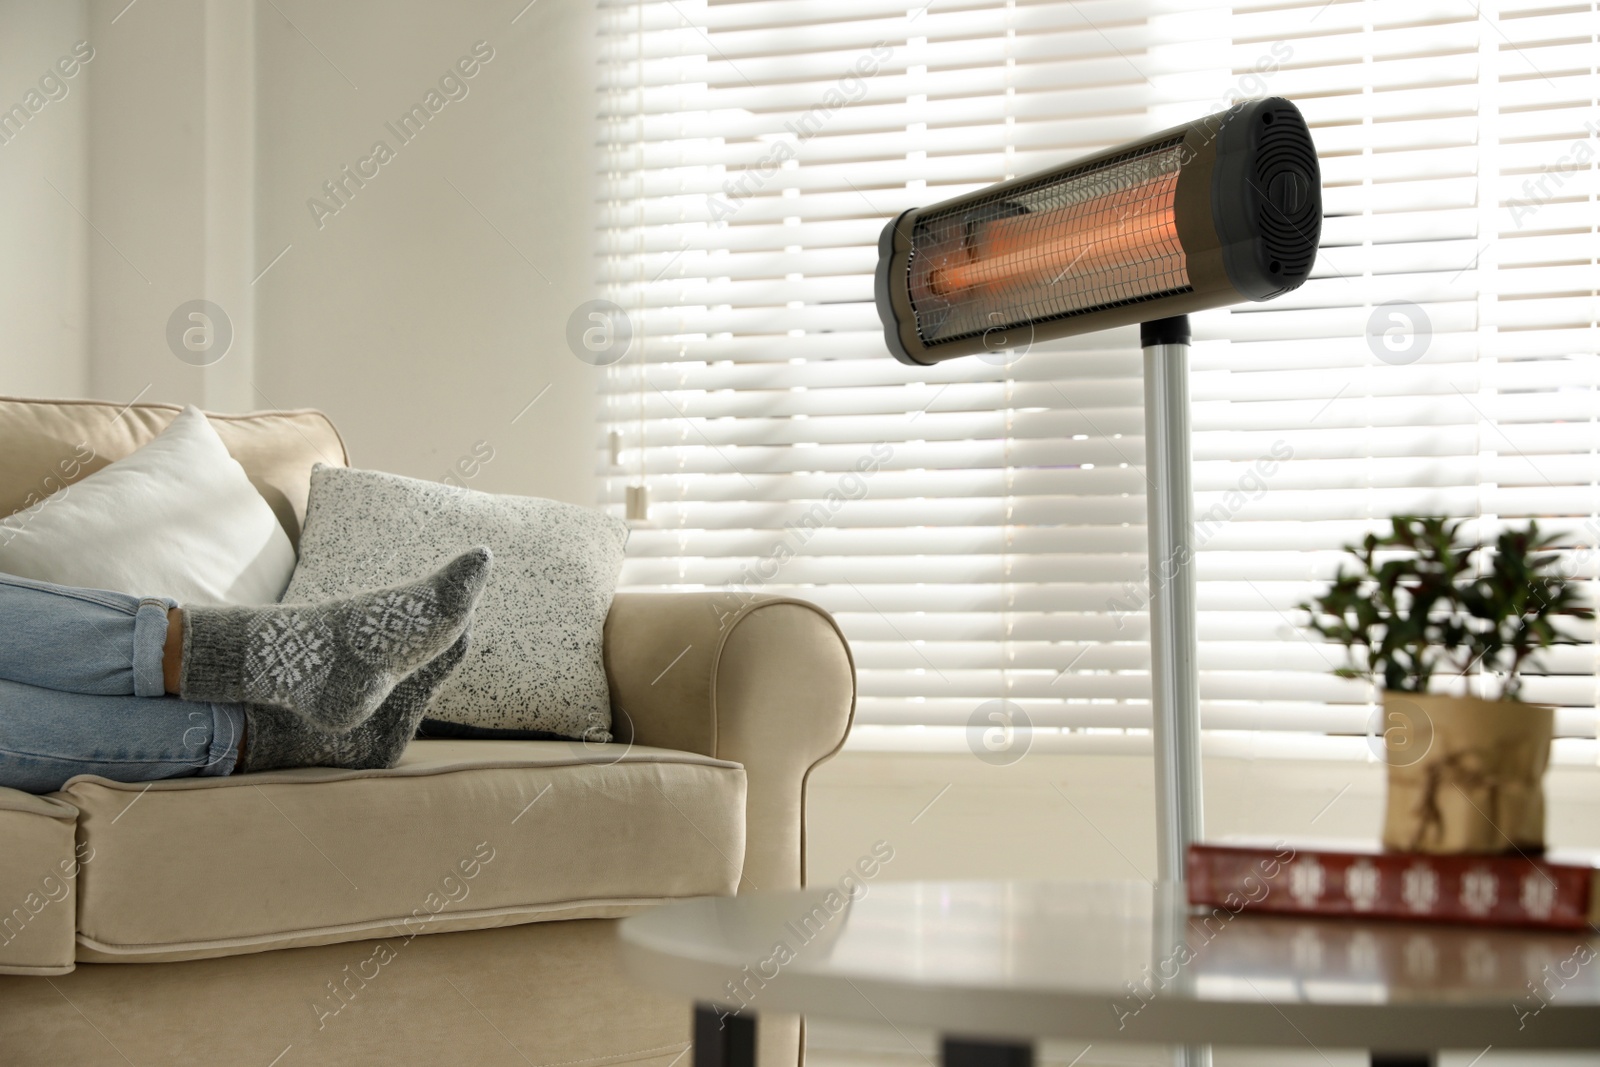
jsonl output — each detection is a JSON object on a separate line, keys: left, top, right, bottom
{"left": 876, "top": 97, "right": 1322, "bottom": 364}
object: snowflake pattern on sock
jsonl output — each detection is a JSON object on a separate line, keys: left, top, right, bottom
{"left": 182, "top": 547, "right": 490, "bottom": 733}
{"left": 350, "top": 589, "right": 439, "bottom": 664}
{"left": 246, "top": 613, "right": 333, "bottom": 702}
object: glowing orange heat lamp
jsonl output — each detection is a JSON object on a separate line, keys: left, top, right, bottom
{"left": 876, "top": 97, "right": 1321, "bottom": 364}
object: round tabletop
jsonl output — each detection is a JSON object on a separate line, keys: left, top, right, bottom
{"left": 619, "top": 880, "right": 1600, "bottom": 1052}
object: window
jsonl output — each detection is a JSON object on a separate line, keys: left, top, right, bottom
{"left": 596, "top": 0, "right": 1600, "bottom": 751}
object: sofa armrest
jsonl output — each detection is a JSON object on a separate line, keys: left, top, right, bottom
{"left": 602, "top": 593, "right": 855, "bottom": 894}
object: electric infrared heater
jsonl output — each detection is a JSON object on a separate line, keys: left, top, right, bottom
{"left": 874, "top": 97, "right": 1322, "bottom": 886}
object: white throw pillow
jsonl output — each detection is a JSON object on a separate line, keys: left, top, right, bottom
{"left": 0, "top": 406, "right": 297, "bottom": 605}
{"left": 283, "top": 464, "right": 628, "bottom": 740}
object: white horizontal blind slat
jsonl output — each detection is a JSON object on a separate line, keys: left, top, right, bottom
{"left": 597, "top": 0, "right": 1600, "bottom": 740}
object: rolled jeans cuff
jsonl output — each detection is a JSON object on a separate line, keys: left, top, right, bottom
{"left": 202, "top": 703, "right": 245, "bottom": 777}
{"left": 133, "top": 598, "right": 177, "bottom": 698}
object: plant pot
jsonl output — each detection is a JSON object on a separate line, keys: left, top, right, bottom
{"left": 1380, "top": 691, "right": 1553, "bottom": 855}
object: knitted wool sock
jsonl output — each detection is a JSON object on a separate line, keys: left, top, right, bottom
{"left": 181, "top": 547, "right": 491, "bottom": 733}
{"left": 238, "top": 631, "right": 470, "bottom": 773}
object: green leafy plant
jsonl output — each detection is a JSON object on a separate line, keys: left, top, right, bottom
{"left": 1461, "top": 522, "right": 1593, "bottom": 700}
{"left": 1297, "top": 516, "right": 1590, "bottom": 701}
{"left": 1298, "top": 516, "right": 1475, "bottom": 694}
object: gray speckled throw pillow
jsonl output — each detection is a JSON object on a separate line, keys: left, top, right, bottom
{"left": 282, "top": 464, "right": 627, "bottom": 741}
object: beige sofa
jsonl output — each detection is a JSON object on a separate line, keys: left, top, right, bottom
{"left": 0, "top": 397, "right": 855, "bottom": 1067}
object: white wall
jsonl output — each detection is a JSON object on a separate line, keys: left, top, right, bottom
{"left": 806, "top": 745, "right": 1600, "bottom": 887}
{"left": 0, "top": 0, "right": 259, "bottom": 411}
{"left": 201, "top": 0, "right": 259, "bottom": 414}
{"left": 85, "top": 0, "right": 227, "bottom": 412}
{"left": 3, "top": 0, "right": 601, "bottom": 505}
{"left": 253, "top": 0, "right": 601, "bottom": 504}
{"left": 0, "top": 0, "right": 90, "bottom": 398}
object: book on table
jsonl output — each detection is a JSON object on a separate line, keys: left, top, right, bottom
{"left": 1187, "top": 839, "right": 1600, "bottom": 930}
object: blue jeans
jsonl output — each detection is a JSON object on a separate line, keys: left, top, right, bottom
{"left": 0, "top": 573, "right": 243, "bottom": 793}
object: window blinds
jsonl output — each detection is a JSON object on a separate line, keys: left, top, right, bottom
{"left": 596, "top": 0, "right": 1600, "bottom": 745}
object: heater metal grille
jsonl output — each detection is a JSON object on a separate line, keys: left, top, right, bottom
{"left": 906, "top": 138, "right": 1190, "bottom": 351}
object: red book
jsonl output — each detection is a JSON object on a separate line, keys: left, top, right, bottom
{"left": 1187, "top": 840, "right": 1600, "bottom": 930}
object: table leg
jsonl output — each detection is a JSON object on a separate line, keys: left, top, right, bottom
{"left": 693, "top": 1003, "right": 757, "bottom": 1067}
{"left": 941, "top": 1037, "right": 1034, "bottom": 1067}
{"left": 1370, "top": 1054, "right": 1434, "bottom": 1067}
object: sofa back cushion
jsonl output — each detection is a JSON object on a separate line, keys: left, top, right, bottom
{"left": 0, "top": 396, "right": 347, "bottom": 547}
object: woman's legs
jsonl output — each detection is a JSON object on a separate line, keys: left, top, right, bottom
{"left": 0, "top": 550, "right": 486, "bottom": 791}
{"left": 1, "top": 545, "right": 489, "bottom": 728}
{"left": 0, "top": 630, "right": 466, "bottom": 791}
{"left": 0, "top": 572, "right": 174, "bottom": 697}
{"left": 0, "top": 631, "right": 467, "bottom": 791}
{"left": 0, "top": 680, "right": 243, "bottom": 793}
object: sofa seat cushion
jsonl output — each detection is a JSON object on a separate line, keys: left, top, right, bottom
{"left": 58, "top": 740, "right": 745, "bottom": 964}
{"left": 0, "top": 789, "right": 80, "bottom": 975}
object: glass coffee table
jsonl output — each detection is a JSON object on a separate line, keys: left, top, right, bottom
{"left": 619, "top": 880, "right": 1600, "bottom": 1067}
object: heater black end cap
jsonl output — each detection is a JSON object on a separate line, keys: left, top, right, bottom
{"left": 1211, "top": 96, "right": 1322, "bottom": 303}
{"left": 876, "top": 210, "right": 931, "bottom": 366}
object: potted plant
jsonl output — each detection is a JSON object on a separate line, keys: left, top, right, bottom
{"left": 1299, "top": 517, "right": 1590, "bottom": 854}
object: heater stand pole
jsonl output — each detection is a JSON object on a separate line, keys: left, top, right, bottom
{"left": 1141, "top": 316, "right": 1208, "bottom": 1067}
{"left": 1140, "top": 315, "right": 1204, "bottom": 882}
